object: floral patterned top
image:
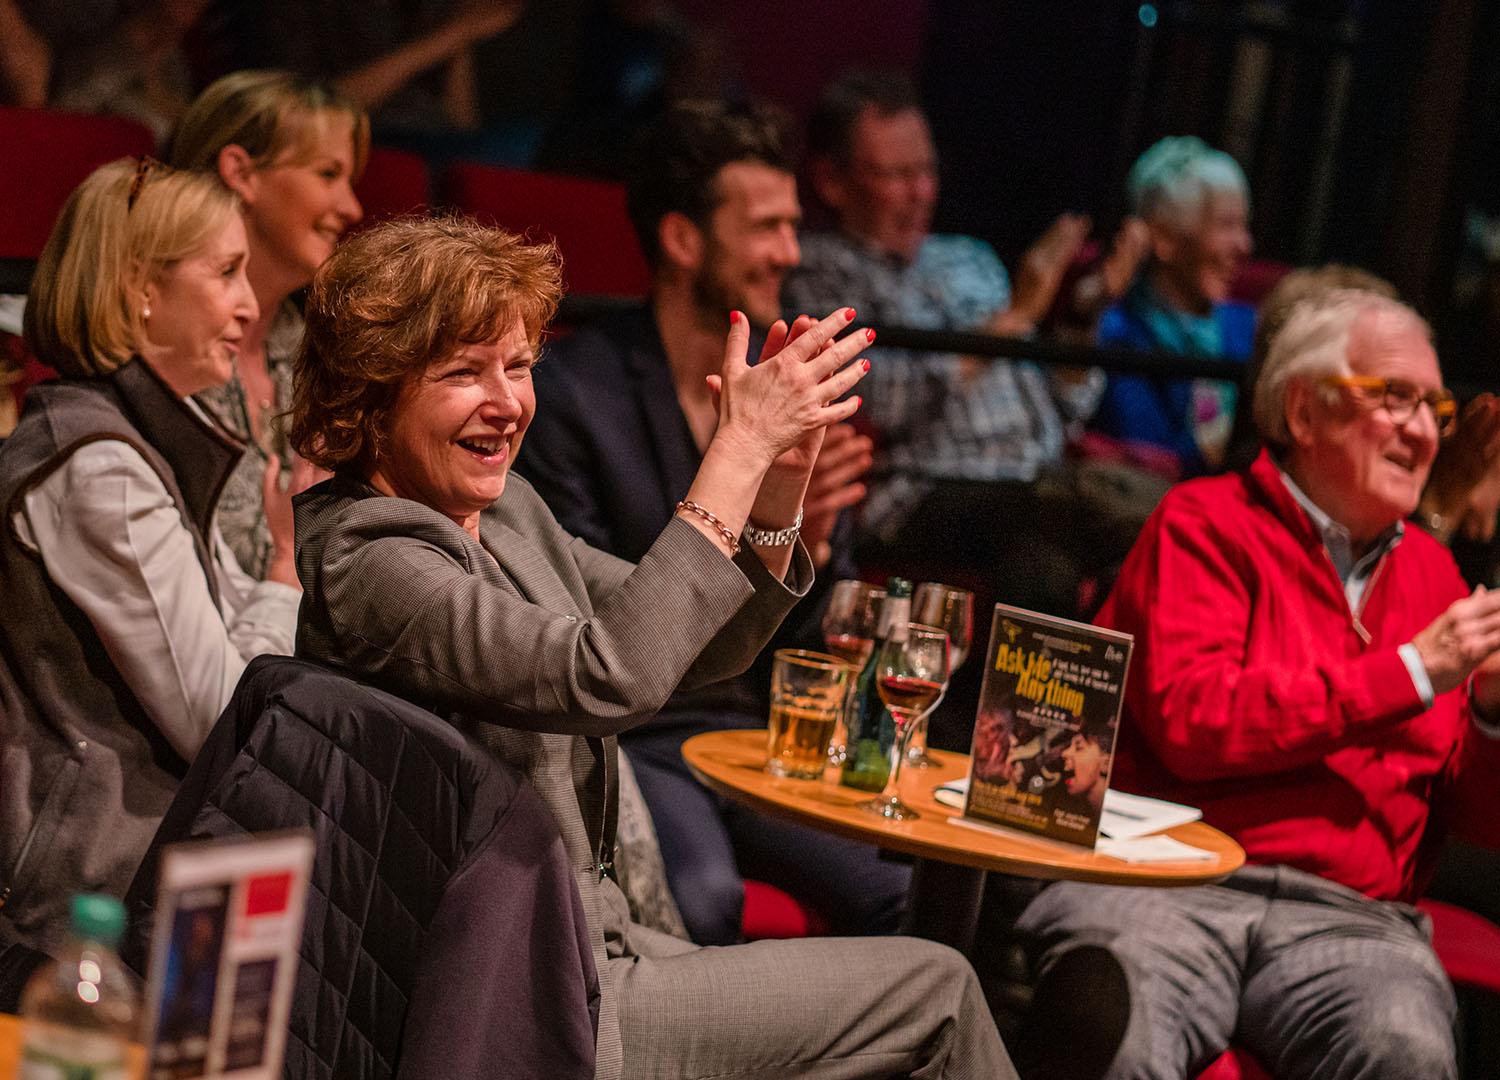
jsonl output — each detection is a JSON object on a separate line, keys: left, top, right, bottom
{"left": 194, "top": 301, "right": 303, "bottom": 580}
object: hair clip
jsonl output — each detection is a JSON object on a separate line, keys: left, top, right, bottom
{"left": 127, "top": 155, "right": 168, "bottom": 212}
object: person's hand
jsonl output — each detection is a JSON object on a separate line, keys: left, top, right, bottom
{"left": 262, "top": 454, "right": 326, "bottom": 588}
{"left": 1460, "top": 465, "right": 1500, "bottom": 542}
{"left": 1412, "top": 585, "right": 1500, "bottom": 696}
{"left": 708, "top": 307, "right": 870, "bottom": 472}
{"left": 1421, "top": 395, "right": 1500, "bottom": 537}
{"left": 1096, "top": 216, "right": 1151, "bottom": 303}
{"left": 759, "top": 313, "right": 833, "bottom": 477}
{"left": 799, "top": 423, "right": 874, "bottom": 567}
{"left": 1000, "top": 212, "right": 1092, "bottom": 330}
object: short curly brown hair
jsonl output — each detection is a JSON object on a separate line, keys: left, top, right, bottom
{"left": 288, "top": 215, "right": 562, "bottom": 470}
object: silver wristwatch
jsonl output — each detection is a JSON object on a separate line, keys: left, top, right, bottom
{"left": 741, "top": 506, "right": 803, "bottom": 547}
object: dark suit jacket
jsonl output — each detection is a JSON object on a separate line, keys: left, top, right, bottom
{"left": 520, "top": 306, "right": 854, "bottom": 724}
{"left": 292, "top": 472, "right": 810, "bottom": 1080}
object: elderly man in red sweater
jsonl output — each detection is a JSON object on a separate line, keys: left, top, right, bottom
{"left": 1011, "top": 289, "right": 1500, "bottom": 1080}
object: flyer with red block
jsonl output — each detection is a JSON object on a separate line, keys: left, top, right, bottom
{"left": 142, "top": 831, "right": 314, "bottom": 1080}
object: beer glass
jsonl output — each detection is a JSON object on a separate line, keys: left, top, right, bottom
{"left": 766, "top": 649, "right": 850, "bottom": 779}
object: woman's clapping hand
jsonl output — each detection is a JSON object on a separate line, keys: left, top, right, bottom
{"left": 708, "top": 307, "right": 870, "bottom": 471}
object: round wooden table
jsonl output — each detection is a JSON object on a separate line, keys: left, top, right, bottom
{"left": 683, "top": 729, "right": 1244, "bottom": 949}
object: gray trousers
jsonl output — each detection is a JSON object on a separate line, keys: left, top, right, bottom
{"left": 614, "top": 923, "right": 1017, "bottom": 1079}
{"left": 1013, "top": 865, "right": 1456, "bottom": 1080}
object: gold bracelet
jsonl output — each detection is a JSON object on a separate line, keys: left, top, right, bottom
{"left": 676, "top": 500, "right": 740, "bottom": 556}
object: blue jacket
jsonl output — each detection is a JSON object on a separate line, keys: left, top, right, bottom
{"left": 1095, "top": 284, "right": 1255, "bottom": 474}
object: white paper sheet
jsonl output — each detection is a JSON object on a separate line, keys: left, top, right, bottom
{"left": 1095, "top": 835, "right": 1218, "bottom": 863}
{"left": 934, "top": 779, "right": 1202, "bottom": 840}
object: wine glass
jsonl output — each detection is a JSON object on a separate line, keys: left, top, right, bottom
{"left": 907, "top": 584, "right": 974, "bottom": 767}
{"left": 821, "top": 581, "right": 883, "bottom": 764}
{"left": 858, "top": 623, "right": 950, "bottom": 821}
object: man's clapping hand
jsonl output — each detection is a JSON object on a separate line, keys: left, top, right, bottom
{"left": 800, "top": 422, "right": 873, "bottom": 567}
{"left": 1412, "top": 585, "right": 1500, "bottom": 698}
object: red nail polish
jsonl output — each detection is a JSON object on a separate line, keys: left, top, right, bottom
{"left": 862, "top": 358, "right": 871, "bottom": 372}
{"left": 866, "top": 328, "right": 876, "bottom": 343}
{"left": 730, "top": 311, "right": 740, "bottom": 325}
{"left": 853, "top": 395, "right": 862, "bottom": 409}
{"left": 845, "top": 307, "right": 857, "bottom": 322}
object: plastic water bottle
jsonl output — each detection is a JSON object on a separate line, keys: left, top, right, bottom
{"left": 19, "top": 894, "right": 140, "bottom": 1080}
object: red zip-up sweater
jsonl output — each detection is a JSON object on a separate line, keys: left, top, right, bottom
{"left": 1098, "top": 449, "right": 1500, "bottom": 901}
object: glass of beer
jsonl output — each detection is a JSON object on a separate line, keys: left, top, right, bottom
{"left": 766, "top": 649, "right": 850, "bottom": 779}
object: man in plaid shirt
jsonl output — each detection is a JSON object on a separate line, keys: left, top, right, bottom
{"left": 786, "top": 71, "right": 1144, "bottom": 617}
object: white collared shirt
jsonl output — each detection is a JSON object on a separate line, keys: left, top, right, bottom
{"left": 1278, "top": 467, "right": 1435, "bottom": 707}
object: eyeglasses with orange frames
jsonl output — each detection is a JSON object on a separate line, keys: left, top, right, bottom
{"left": 1320, "top": 375, "right": 1458, "bottom": 437}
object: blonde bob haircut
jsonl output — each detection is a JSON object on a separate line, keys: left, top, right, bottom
{"left": 168, "top": 69, "right": 370, "bottom": 177}
{"left": 24, "top": 159, "right": 241, "bottom": 378}
{"left": 1252, "top": 289, "right": 1431, "bottom": 452}
{"left": 288, "top": 215, "right": 562, "bottom": 472}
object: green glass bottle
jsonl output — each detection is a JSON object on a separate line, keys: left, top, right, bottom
{"left": 840, "top": 577, "right": 912, "bottom": 791}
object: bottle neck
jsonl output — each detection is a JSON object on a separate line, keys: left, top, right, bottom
{"left": 877, "top": 596, "right": 911, "bottom": 643}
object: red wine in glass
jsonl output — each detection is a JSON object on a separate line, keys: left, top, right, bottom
{"left": 878, "top": 674, "right": 943, "bottom": 718}
{"left": 825, "top": 633, "right": 874, "bottom": 668}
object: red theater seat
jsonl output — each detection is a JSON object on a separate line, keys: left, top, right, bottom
{"left": 1419, "top": 898, "right": 1500, "bottom": 994}
{"left": 442, "top": 163, "right": 650, "bottom": 298}
{"left": 353, "top": 146, "right": 430, "bottom": 227}
{"left": 0, "top": 108, "right": 156, "bottom": 260}
{"left": 1228, "top": 259, "right": 1291, "bottom": 306}
{"left": 741, "top": 880, "right": 828, "bottom": 940}
{"left": 1196, "top": 1047, "right": 1272, "bottom": 1080}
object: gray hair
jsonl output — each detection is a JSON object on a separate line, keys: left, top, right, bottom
{"left": 1128, "top": 136, "right": 1248, "bottom": 230}
{"left": 1252, "top": 289, "right": 1431, "bottom": 450}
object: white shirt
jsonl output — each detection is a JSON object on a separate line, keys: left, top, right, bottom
{"left": 11, "top": 438, "right": 300, "bottom": 761}
{"left": 1279, "top": 467, "right": 1435, "bottom": 706}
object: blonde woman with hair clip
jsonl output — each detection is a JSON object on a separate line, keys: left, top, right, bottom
{"left": 0, "top": 158, "right": 300, "bottom": 957}
{"left": 168, "top": 69, "right": 369, "bottom": 578}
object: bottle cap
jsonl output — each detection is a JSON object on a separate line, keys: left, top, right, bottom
{"left": 71, "top": 894, "right": 126, "bottom": 947}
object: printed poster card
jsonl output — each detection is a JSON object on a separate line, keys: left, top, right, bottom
{"left": 964, "top": 604, "right": 1133, "bottom": 848}
{"left": 142, "top": 830, "right": 314, "bottom": 1080}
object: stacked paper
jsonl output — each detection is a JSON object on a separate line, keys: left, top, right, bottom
{"left": 935, "top": 779, "right": 1217, "bottom": 863}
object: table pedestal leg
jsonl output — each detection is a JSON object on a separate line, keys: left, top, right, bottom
{"left": 904, "top": 859, "right": 987, "bottom": 953}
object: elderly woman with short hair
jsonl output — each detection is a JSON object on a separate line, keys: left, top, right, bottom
{"left": 0, "top": 159, "right": 299, "bottom": 955}
{"left": 1095, "top": 135, "right": 1257, "bottom": 473}
{"left": 287, "top": 215, "right": 1015, "bottom": 1080}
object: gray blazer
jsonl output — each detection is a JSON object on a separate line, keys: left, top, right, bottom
{"left": 294, "top": 472, "right": 810, "bottom": 1079}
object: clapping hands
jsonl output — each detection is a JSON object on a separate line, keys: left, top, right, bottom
{"left": 707, "top": 308, "right": 871, "bottom": 473}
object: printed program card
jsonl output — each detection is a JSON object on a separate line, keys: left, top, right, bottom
{"left": 142, "top": 831, "right": 313, "bottom": 1080}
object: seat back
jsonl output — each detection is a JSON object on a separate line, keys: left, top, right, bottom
{"left": 353, "top": 147, "right": 431, "bottom": 228}
{"left": 0, "top": 108, "right": 156, "bottom": 262}
{"left": 1229, "top": 259, "right": 1291, "bottom": 306}
{"left": 1417, "top": 898, "right": 1500, "bottom": 994}
{"left": 442, "top": 163, "right": 650, "bottom": 298}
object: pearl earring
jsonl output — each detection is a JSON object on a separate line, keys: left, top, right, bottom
{"left": 142, "top": 305, "right": 151, "bottom": 320}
